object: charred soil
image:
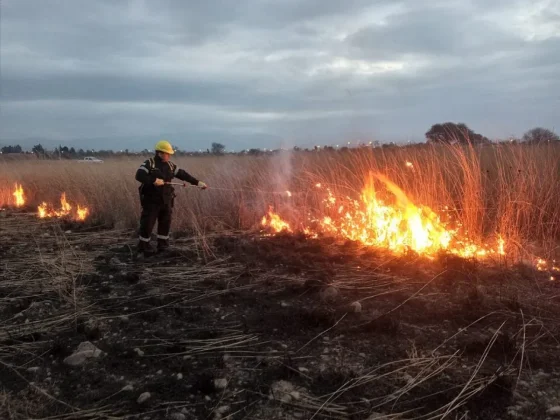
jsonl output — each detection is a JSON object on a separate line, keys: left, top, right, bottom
{"left": 1, "top": 213, "right": 560, "bottom": 419}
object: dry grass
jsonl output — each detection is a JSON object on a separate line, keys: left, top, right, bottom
{"left": 1, "top": 143, "right": 559, "bottom": 259}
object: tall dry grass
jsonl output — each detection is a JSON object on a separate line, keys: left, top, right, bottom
{"left": 1, "top": 143, "right": 559, "bottom": 259}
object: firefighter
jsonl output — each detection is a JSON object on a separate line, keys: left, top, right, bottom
{"left": 135, "top": 140, "right": 207, "bottom": 255}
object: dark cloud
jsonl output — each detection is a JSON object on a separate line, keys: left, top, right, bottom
{"left": 1, "top": 0, "right": 558, "bottom": 150}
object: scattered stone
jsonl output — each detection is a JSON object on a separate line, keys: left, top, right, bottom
{"left": 157, "top": 370, "right": 163, "bottom": 375}
{"left": 548, "top": 406, "right": 560, "bottom": 416}
{"left": 214, "top": 405, "right": 230, "bottom": 420}
{"left": 290, "top": 391, "right": 301, "bottom": 401}
{"left": 269, "top": 380, "right": 306, "bottom": 404}
{"left": 177, "top": 373, "right": 183, "bottom": 380}
{"left": 121, "top": 385, "right": 134, "bottom": 392}
{"left": 137, "top": 392, "right": 151, "bottom": 404}
{"left": 169, "top": 413, "right": 186, "bottom": 420}
{"left": 204, "top": 395, "right": 212, "bottom": 401}
{"left": 298, "top": 367, "right": 309, "bottom": 373}
{"left": 320, "top": 286, "right": 339, "bottom": 302}
{"left": 349, "top": 301, "right": 362, "bottom": 313}
{"left": 134, "top": 348, "right": 145, "bottom": 357}
{"left": 109, "top": 256, "right": 124, "bottom": 266}
{"left": 63, "top": 342, "right": 104, "bottom": 366}
{"left": 214, "top": 378, "right": 228, "bottom": 390}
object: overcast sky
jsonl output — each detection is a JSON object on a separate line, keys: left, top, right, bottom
{"left": 1, "top": 0, "right": 559, "bottom": 151}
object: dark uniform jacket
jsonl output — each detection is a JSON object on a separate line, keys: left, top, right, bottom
{"left": 135, "top": 155, "right": 199, "bottom": 206}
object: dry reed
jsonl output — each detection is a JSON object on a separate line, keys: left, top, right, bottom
{"left": 1, "top": 143, "right": 559, "bottom": 259}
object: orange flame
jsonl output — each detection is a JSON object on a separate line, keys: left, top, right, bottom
{"left": 76, "top": 205, "right": 89, "bottom": 221}
{"left": 263, "top": 173, "right": 507, "bottom": 260}
{"left": 13, "top": 183, "right": 25, "bottom": 207}
{"left": 261, "top": 207, "right": 292, "bottom": 233}
{"left": 405, "top": 161, "right": 414, "bottom": 169}
{"left": 37, "top": 193, "right": 89, "bottom": 221}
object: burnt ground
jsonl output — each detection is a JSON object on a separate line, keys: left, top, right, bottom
{"left": 1, "top": 209, "right": 560, "bottom": 419}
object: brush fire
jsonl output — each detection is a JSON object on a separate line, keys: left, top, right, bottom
{"left": 38, "top": 193, "right": 89, "bottom": 221}
{"left": 262, "top": 173, "right": 509, "bottom": 261}
{"left": 2, "top": 183, "right": 90, "bottom": 221}
{"left": 13, "top": 183, "right": 25, "bottom": 207}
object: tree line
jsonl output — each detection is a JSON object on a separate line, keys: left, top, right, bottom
{"left": 424, "top": 124, "right": 559, "bottom": 145}
{"left": 1, "top": 126, "right": 558, "bottom": 157}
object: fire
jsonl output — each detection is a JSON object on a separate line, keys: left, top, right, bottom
{"left": 536, "top": 258, "right": 560, "bottom": 281}
{"left": 262, "top": 173, "right": 507, "bottom": 260}
{"left": 76, "top": 205, "right": 89, "bottom": 221}
{"left": 37, "top": 192, "right": 89, "bottom": 221}
{"left": 261, "top": 207, "right": 292, "bottom": 233}
{"left": 285, "top": 191, "right": 292, "bottom": 197}
{"left": 405, "top": 161, "right": 414, "bottom": 169}
{"left": 13, "top": 183, "right": 25, "bottom": 207}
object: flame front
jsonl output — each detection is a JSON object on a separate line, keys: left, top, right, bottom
{"left": 76, "top": 205, "right": 89, "bottom": 221}
{"left": 13, "top": 183, "right": 25, "bottom": 207}
{"left": 37, "top": 193, "right": 89, "bottom": 221}
{"left": 261, "top": 207, "right": 292, "bottom": 233}
{"left": 262, "top": 173, "right": 506, "bottom": 260}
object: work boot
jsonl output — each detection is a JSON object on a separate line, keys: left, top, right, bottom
{"left": 137, "top": 240, "right": 156, "bottom": 257}
{"left": 157, "top": 238, "right": 170, "bottom": 253}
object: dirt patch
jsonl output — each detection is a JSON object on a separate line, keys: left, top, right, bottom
{"left": 1, "top": 214, "right": 560, "bottom": 419}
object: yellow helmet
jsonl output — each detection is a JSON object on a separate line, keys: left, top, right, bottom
{"left": 154, "top": 140, "right": 174, "bottom": 155}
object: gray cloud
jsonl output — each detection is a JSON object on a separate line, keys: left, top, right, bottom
{"left": 1, "top": 0, "right": 559, "bottom": 151}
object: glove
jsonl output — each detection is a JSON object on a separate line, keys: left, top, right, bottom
{"left": 153, "top": 178, "right": 165, "bottom": 187}
{"left": 197, "top": 181, "right": 208, "bottom": 190}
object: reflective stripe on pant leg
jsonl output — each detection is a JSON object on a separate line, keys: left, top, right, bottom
{"left": 139, "top": 236, "right": 151, "bottom": 242}
{"left": 156, "top": 235, "right": 169, "bottom": 240}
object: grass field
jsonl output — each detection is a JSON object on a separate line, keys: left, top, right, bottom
{"left": 2, "top": 143, "right": 560, "bottom": 250}
{"left": 1, "top": 143, "right": 560, "bottom": 419}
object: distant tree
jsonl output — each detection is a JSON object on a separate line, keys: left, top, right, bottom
{"left": 1, "top": 144, "right": 23, "bottom": 154}
{"left": 32, "top": 144, "right": 45, "bottom": 155}
{"left": 211, "top": 142, "right": 226, "bottom": 155}
{"left": 426, "top": 122, "right": 490, "bottom": 145}
{"left": 522, "top": 127, "right": 559, "bottom": 144}
{"left": 247, "top": 148, "right": 262, "bottom": 156}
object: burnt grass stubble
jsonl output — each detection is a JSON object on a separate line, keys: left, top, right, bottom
{"left": 0, "top": 210, "right": 559, "bottom": 419}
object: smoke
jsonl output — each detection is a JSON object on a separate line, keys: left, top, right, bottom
{"left": 270, "top": 139, "right": 294, "bottom": 191}
{"left": 269, "top": 139, "right": 294, "bottom": 217}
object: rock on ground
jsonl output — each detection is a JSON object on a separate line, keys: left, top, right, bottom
{"left": 137, "top": 392, "right": 151, "bottom": 404}
{"left": 63, "top": 341, "right": 104, "bottom": 366}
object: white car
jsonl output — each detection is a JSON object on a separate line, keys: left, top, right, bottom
{"left": 77, "top": 156, "right": 104, "bottom": 163}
